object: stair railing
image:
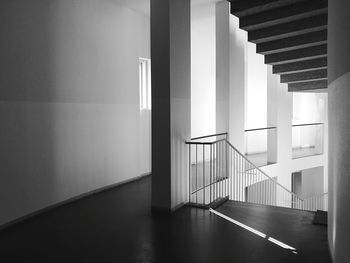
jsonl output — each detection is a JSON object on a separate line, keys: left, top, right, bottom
{"left": 186, "top": 133, "right": 229, "bottom": 208}
{"left": 225, "top": 140, "right": 305, "bottom": 209}
{"left": 302, "top": 192, "right": 328, "bottom": 211}
{"left": 186, "top": 134, "right": 327, "bottom": 211}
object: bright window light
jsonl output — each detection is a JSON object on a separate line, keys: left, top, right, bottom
{"left": 209, "top": 208, "right": 298, "bottom": 254}
{"left": 209, "top": 208, "right": 266, "bottom": 238}
{"left": 139, "top": 58, "right": 151, "bottom": 110}
{"left": 267, "top": 237, "right": 297, "bottom": 251}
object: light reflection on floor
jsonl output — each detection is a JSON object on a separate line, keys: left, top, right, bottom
{"left": 209, "top": 208, "right": 298, "bottom": 254}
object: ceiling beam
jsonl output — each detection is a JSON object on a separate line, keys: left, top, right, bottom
{"left": 239, "top": 0, "right": 328, "bottom": 31}
{"left": 230, "top": 0, "right": 303, "bottom": 17}
{"left": 265, "top": 44, "right": 327, "bottom": 65}
{"left": 272, "top": 57, "right": 327, "bottom": 74}
{"left": 280, "top": 69, "right": 327, "bottom": 83}
{"left": 248, "top": 14, "right": 328, "bottom": 43}
{"left": 288, "top": 79, "right": 328, "bottom": 91}
{"left": 290, "top": 88, "right": 328, "bottom": 93}
{"left": 257, "top": 30, "right": 327, "bottom": 55}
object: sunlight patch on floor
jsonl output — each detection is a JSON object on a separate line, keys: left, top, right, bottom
{"left": 209, "top": 208, "right": 298, "bottom": 254}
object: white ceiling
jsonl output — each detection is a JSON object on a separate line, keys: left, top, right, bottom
{"left": 114, "top": 0, "right": 224, "bottom": 16}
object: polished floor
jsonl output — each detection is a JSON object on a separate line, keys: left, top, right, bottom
{"left": 0, "top": 176, "right": 331, "bottom": 263}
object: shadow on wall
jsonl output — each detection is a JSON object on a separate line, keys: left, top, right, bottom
{"left": 0, "top": 0, "right": 150, "bottom": 226}
{"left": 0, "top": 0, "right": 57, "bottom": 225}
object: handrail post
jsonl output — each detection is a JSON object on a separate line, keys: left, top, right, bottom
{"left": 210, "top": 144, "right": 212, "bottom": 204}
{"left": 203, "top": 144, "right": 205, "bottom": 205}
{"left": 196, "top": 144, "right": 198, "bottom": 204}
{"left": 188, "top": 144, "right": 191, "bottom": 203}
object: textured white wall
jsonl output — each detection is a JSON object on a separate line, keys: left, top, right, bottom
{"left": 0, "top": 0, "right": 150, "bottom": 226}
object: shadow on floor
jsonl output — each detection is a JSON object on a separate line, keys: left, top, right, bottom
{"left": 0, "top": 176, "right": 331, "bottom": 263}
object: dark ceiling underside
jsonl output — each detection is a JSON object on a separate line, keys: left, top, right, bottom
{"left": 228, "top": 0, "right": 328, "bottom": 92}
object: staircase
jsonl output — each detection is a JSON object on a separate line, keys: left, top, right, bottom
{"left": 228, "top": 0, "right": 328, "bottom": 92}
{"left": 186, "top": 133, "right": 328, "bottom": 212}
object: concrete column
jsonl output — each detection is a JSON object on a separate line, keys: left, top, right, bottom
{"left": 229, "top": 15, "right": 246, "bottom": 152}
{"left": 216, "top": 1, "right": 230, "bottom": 135}
{"left": 328, "top": 0, "right": 350, "bottom": 261}
{"left": 191, "top": 1, "right": 229, "bottom": 138}
{"left": 191, "top": 2, "right": 216, "bottom": 138}
{"left": 151, "top": 0, "right": 191, "bottom": 211}
{"left": 262, "top": 68, "right": 292, "bottom": 190}
{"left": 267, "top": 66, "right": 278, "bottom": 164}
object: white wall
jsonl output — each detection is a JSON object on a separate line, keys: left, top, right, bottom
{"left": 230, "top": 19, "right": 269, "bottom": 155}
{"left": 191, "top": 1, "right": 230, "bottom": 139}
{"left": 245, "top": 43, "right": 267, "bottom": 129}
{"left": 0, "top": 0, "right": 150, "bottom": 226}
{"left": 191, "top": 2, "right": 216, "bottom": 138}
{"left": 215, "top": 1, "right": 230, "bottom": 134}
{"left": 261, "top": 68, "right": 293, "bottom": 189}
{"left": 293, "top": 93, "right": 326, "bottom": 124}
{"left": 244, "top": 43, "right": 269, "bottom": 155}
{"left": 228, "top": 16, "right": 268, "bottom": 155}
{"left": 229, "top": 15, "right": 246, "bottom": 152}
{"left": 139, "top": 110, "right": 152, "bottom": 175}
{"left": 300, "top": 166, "right": 324, "bottom": 199}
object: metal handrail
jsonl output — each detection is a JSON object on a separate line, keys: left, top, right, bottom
{"left": 191, "top": 178, "right": 227, "bottom": 195}
{"left": 292, "top": 122, "right": 324, "bottom": 127}
{"left": 185, "top": 138, "right": 227, "bottom": 145}
{"left": 225, "top": 139, "right": 305, "bottom": 202}
{"left": 187, "top": 136, "right": 305, "bottom": 202}
{"left": 245, "top": 127, "right": 277, "bottom": 132}
{"left": 185, "top": 135, "right": 228, "bottom": 145}
{"left": 186, "top": 134, "right": 328, "bottom": 211}
{"left": 190, "top": 132, "right": 228, "bottom": 141}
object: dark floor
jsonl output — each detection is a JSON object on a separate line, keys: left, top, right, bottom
{"left": 0, "top": 176, "right": 331, "bottom": 263}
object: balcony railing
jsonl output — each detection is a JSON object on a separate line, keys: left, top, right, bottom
{"left": 292, "top": 123, "right": 324, "bottom": 159}
{"left": 302, "top": 192, "right": 328, "bottom": 211}
{"left": 245, "top": 127, "right": 277, "bottom": 167}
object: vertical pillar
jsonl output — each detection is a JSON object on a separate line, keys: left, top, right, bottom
{"left": 191, "top": 2, "right": 216, "bottom": 138}
{"left": 267, "top": 66, "right": 278, "bottom": 164}
{"left": 151, "top": 0, "right": 191, "bottom": 211}
{"left": 216, "top": 1, "right": 230, "bottom": 135}
{"left": 229, "top": 15, "right": 246, "bottom": 152}
{"left": 328, "top": 0, "right": 350, "bottom": 261}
